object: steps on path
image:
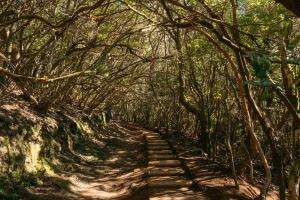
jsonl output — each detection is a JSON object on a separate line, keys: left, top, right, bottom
{"left": 149, "top": 187, "right": 204, "bottom": 200}
{"left": 147, "top": 139, "right": 168, "bottom": 142}
{"left": 149, "top": 187, "right": 205, "bottom": 200}
{"left": 146, "top": 136, "right": 163, "bottom": 139}
{"left": 148, "top": 142, "right": 169, "bottom": 145}
{"left": 144, "top": 131, "right": 207, "bottom": 200}
{"left": 148, "top": 154, "right": 177, "bottom": 160}
{"left": 148, "top": 167, "right": 185, "bottom": 176}
{"left": 148, "top": 146, "right": 171, "bottom": 150}
{"left": 148, "top": 176, "right": 192, "bottom": 187}
{"left": 148, "top": 150, "right": 173, "bottom": 154}
{"left": 149, "top": 160, "right": 181, "bottom": 167}
{"left": 147, "top": 140, "right": 166, "bottom": 143}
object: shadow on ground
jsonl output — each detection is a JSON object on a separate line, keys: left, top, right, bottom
{"left": 165, "top": 131, "right": 279, "bottom": 200}
{"left": 22, "top": 122, "right": 148, "bottom": 200}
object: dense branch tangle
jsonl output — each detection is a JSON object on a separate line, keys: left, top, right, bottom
{"left": 1, "top": 1, "right": 300, "bottom": 199}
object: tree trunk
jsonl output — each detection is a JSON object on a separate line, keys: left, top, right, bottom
{"left": 226, "top": 127, "right": 239, "bottom": 189}
{"left": 274, "top": 0, "right": 300, "bottom": 17}
{"left": 288, "top": 124, "right": 300, "bottom": 200}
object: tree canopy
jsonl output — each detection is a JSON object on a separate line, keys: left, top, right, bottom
{"left": 0, "top": 0, "right": 300, "bottom": 199}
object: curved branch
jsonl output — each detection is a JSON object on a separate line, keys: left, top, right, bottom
{"left": 0, "top": 0, "right": 107, "bottom": 28}
{"left": 0, "top": 67, "right": 96, "bottom": 83}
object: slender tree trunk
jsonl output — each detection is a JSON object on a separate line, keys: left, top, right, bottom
{"left": 288, "top": 122, "right": 300, "bottom": 200}
{"left": 226, "top": 132, "right": 239, "bottom": 189}
{"left": 242, "top": 140, "right": 255, "bottom": 183}
{"left": 201, "top": 31, "right": 272, "bottom": 198}
{"left": 226, "top": 101, "right": 239, "bottom": 189}
{"left": 279, "top": 38, "right": 299, "bottom": 200}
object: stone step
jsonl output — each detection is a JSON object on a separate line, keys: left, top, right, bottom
{"left": 146, "top": 136, "right": 162, "bottom": 138}
{"left": 148, "top": 150, "right": 173, "bottom": 154}
{"left": 144, "top": 132, "right": 160, "bottom": 135}
{"left": 147, "top": 138, "right": 166, "bottom": 141}
{"left": 148, "top": 145, "right": 171, "bottom": 150}
{"left": 147, "top": 138, "right": 163, "bottom": 141}
{"left": 147, "top": 140, "right": 168, "bottom": 143}
{"left": 148, "top": 167, "right": 185, "bottom": 176}
{"left": 146, "top": 136, "right": 162, "bottom": 139}
{"left": 148, "top": 176, "right": 193, "bottom": 187}
{"left": 146, "top": 135, "right": 162, "bottom": 139}
{"left": 148, "top": 154, "right": 177, "bottom": 160}
{"left": 149, "top": 160, "right": 181, "bottom": 167}
{"left": 149, "top": 186, "right": 190, "bottom": 194}
{"left": 147, "top": 138, "right": 165, "bottom": 140}
{"left": 145, "top": 132, "right": 161, "bottom": 135}
{"left": 148, "top": 143, "right": 169, "bottom": 147}
{"left": 150, "top": 193, "right": 200, "bottom": 200}
{"left": 147, "top": 141, "right": 168, "bottom": 145}
{"left": 146, "top": 134, "right": 161, "bottom": 137}
{"left": 149, "top": 187, "right": 203, "bottom": 200}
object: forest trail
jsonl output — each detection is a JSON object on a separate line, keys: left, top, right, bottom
{"left": 22, "top": 122, "right": 147, "bottom": 200}
{"left": 22, "top": 122, "right": 213, "bottom": 200}
{"left": 1, "top": 1, "right": 299, "bottom": 199}
{"left": 144, "top": 131, "right": 207, "bottom": 200}
{"left": 21, "top": 122, "right": 279, "bottom": 200}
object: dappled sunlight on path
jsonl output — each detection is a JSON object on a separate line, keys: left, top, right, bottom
{"left": 25, "top": 122, "right": 147, "bottom": 200}
{"left": 23, "top": 123, "right": 280, "bottom": 200}
{"left": 144, "top": 131, "right": 209, "bottom": 200}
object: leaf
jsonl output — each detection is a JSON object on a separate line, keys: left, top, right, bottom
{"left": 245, "top": 79, "right": 272, "bottom": 86}
{"left": 287, "top": 44, "right": 295, "bottom": 50}
{"left": 296, "top": 81, "right": 300, "bottom": 89}
{"left": 261, "top": 89, "right": 270, "bottom": 101}
{"left": 290, "top": 35, "right": 300, "bottom": 46}
{"left": 287, "top": 60, "right": 300, "bottom": 65}
{"left": 248, "top": 51, "right": 271, "bottom": 79}
{"left": 262, "top": 38, "right": 270, "bottom": 45}
{"left": 255, "top": 79, "right": 272, "bottom": 86}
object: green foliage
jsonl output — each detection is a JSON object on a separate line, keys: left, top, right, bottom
{"left": 248, "top": 51, "right": 271, "bottom": 79}
{"left": 261, "top": 88, "right": 274, "bottom": 105}
{"left": 290, "top": 35, "right": 300, "bottom": 48}
{"left": 0, "top": 188, "right": 19, "bottom": 200}
{"left": 287, "top": 60, "right": 300, "bottom": 65}
{"left": 0, "top": 177, "right": 19, "bottom": 200}
{"left": 246, "top": 79, "right": 272, "bottom": 86}
{"left": 21, "top": 173, "right": 39, "bottom": 187}
{"left": 0, "top": 1, "right": 300, "bottom": 199}
{"left": 296, "top": 81, "right": 300, "bottom": 89}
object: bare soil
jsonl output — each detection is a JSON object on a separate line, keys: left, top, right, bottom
{"left": 22, "top": 123, "right": 148, "bottom": 200}
{"left": 0, "top": 96, "right": 280, "bottom": 200}
{"left": 164, "top": 130, "right": 280, "bottom": 200}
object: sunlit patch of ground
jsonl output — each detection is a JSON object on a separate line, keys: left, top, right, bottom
{"left": 23, "top": 122, "right": 147, "bottom": 200}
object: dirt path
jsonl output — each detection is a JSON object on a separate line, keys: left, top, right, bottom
{"left": 22, "top": 123, "right": 279, "bottom": 200}
{"left": 23, "top": 122, "right": 147, "bottom": 200}
{"left": 144, "top": 130, "right": 208, "bottom": 200}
